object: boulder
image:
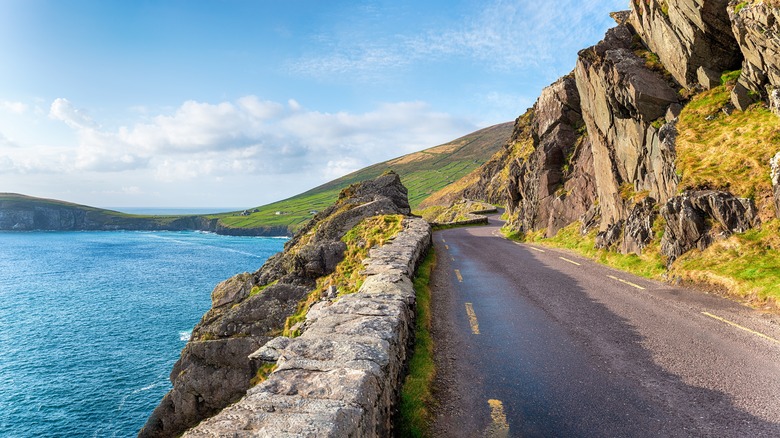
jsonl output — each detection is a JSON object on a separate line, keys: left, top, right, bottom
{"left": 622, "top": 198, "right": 658, "bottom": 255}
{"left": 660, "top": 190, "right": 759, "bottom": 263}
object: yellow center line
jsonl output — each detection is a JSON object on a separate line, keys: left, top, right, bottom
{"left": 454, "top": 269, "right": 463, "bottom": 282}
{"left": 465, "top": 303, "right": 480, "bottom": 334}
{"left": 450, "top": 257, "right": 455, "bottom": 262}
{"left": 559, "top": 256, "right": 581, "bottom": 266}
{"left": 606, "top": 275, "right": 646, "bottom": 290}
{"left": 702, "top": 312, "right": 780, "bottom": 345}
{"left": 527, "top": 246, "right": 546, "bottom": 253}
{"left": 607, "top": 275, "right": 645, "bottom": 290}
{"left": 441, "top": 238, "right": 446, "bottom": 243}
{"left": 445, "top": 244, "right": 449, "bottom": 250}
{"left": 486, "top": 399, "right": 510, "bottom": 437}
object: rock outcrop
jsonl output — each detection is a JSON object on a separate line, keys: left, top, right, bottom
{"left": 660, "top": 190, "right": 759, "bottom": 263}
{"left": 139, "top": 172, "right": 414, "bottom": 438}
{"left": 728, "top": 1, "right": 780, "bottom": 113}
{"left": 575, "top": 24, "right": 681, "bottom": 232}
{"left": 630, "top": 0, "right": 742, "bottom": 90}
{"left": 184, "top": 217, "right": 431, "bottom": 437}
{"left": 506, "top": 75, "right": 597, "bottom": 237}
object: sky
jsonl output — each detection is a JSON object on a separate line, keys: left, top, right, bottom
{"left": 0, "top": 0, "right": 626, "bottom": 209}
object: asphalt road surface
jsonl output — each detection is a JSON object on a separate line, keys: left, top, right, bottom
{"left": 430, "top": 214, "right": 780, "bottom": 437}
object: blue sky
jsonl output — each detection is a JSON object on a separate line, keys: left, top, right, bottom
{"left": 0, "top": 0, "right": 626, "bottom": 208}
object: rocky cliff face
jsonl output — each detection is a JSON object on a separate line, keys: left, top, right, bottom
{"left": 435, "top": 1, "right": 779, "bottom": 263}
{"left": 139, "top": 172, "right": 412, "bottom": 438}
{"left": 576, "top": 23, "right": 681, "bottom": 234}
{"left": 630, "top": 0, "right": 742, "bottom": 90}
{"left": 727, "top": 1, "right": 780, "bottom": 112}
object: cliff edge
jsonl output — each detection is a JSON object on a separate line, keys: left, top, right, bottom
{"left": 139, "top": 172, "right": 428, "bottom": 437}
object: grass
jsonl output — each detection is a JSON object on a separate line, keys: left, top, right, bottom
{"left": 214, "top": 123, "right": 512, "bottom": 232}
{"left": 504, "top": 222, "right": 668, "bottom": 280}
{"left": 670, "top": 220, "right": 780, "bottom": 306}
{"left": 249, "top": 362, "right": 278, "bottom": 386}
{"left": 415, "top": 200, "right": 495, "bottom": 224}
{"left": 676, "top": 83, "right": 780, "bottom": 219}
{"left": 397, "top": 248, "right": 436, "bottom": 438}
{"left": 282, "top": 214, "right": 405, "bottom": 337}
{"left": 420, "top": 110, "right": 534, "bottom": 209}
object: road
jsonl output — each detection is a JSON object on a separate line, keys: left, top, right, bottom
{"left": 430, "top": 214, "right": 780, "bottom": 437}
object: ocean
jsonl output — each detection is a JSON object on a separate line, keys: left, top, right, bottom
{"left": 0, "top": 231, "right": 286, "bottom": 437}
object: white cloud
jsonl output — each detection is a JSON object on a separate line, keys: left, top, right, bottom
{"left": 36, "top": 96, "right": 475, "bottom": 183}
{"left": 0, "top": 132, "right": 19, "bottom": 148}
{"left": 49, "top": 98, "right": 98, "bottom": 130}
{"left": 291, "top": 0, "right": 625, "bottom": 78}
{"left": 0, "top": 100, "right": 28, "bottom": 114}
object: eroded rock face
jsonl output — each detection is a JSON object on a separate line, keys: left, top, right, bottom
{"left": 575, "top": 25, "right": 681, "bottom": 232}
{"left": 728, "top": 1, "right": 780, "bottom": 113}
{"left": 630, "top": 0, "right": 742, "bottom": 90}
{"left": 622, "top": 198, "right": 658, "bottom": 255}
{"left": 660, "top": 190, "right": 759, "bottom": 263}
{"left": 500, "top": 75, "right": 597, "bottom": 236}
{"left": 140, "top": 172, "right": 412, "bottom": 438}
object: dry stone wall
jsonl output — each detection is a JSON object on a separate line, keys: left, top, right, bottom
{"left": 183, "top": 217, "right": 431, "bottom": 437}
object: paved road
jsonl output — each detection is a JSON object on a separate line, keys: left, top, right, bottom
{"left": 430, "top": 214, "right": 780, "bottom": 437}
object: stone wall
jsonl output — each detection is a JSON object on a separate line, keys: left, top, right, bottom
{"left": 183, "top": 217, "right": 432, "bottom": 437}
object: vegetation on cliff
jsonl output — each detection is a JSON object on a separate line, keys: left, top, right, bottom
{"left": 214, "top": 122, "right": 511, "bottom": 233}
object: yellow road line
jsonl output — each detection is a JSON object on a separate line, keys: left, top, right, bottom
{"left": 527, "top": 246, "right": 546, "bottom": 253}
{"left": 465, "top": 303, "right": 480, "bottom": 334}
{"left": 445, "top": 244, "right": 449, "bottom": 250}
{"left": 454, "top": 269, "right": 463, "bottom": 282}
{"left": 702, "top": 312, "right": 780, "bottom": 345}
{"left": 486, "top": 399, "right": 510, "bottom": 437}
{"left": 606, "top": 275, "right": 646, "bottom": 290}
{"left": 559, "top": 257, "right": 581, "bottom": 266}
{"left": 451, "top": 257, "right": 455, "bottom": 262}
{"left": 442, "top": 238, "right": 446, "bottom": 243}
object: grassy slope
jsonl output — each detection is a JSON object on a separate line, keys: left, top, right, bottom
{"left": 214, "top": 122, "right": 512, "bottom": 232}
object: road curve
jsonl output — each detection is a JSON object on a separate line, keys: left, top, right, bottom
{"left": 430, "top": 214, "right": 780, "bottom": 437}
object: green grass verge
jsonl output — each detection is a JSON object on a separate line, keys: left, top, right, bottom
{"left": 398, "top": 247, "right": 436, "bottom": 437}
{"left": 670, "top": 219, "right": 780, "bottom": 305}
{"left": 503, "top": 222, "right": 667, "bottom": 280}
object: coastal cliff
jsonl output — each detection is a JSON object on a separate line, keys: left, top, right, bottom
{"left": 140, "top": 172, "right": 430, "bottom": 437}
{"left": 423, "top": 0, "right": 780, "bottom": 300}
{"left": 0, "top": 193, "right": 291, "bottom": 236}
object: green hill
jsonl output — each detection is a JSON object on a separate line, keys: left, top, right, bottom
{"left": 213, "top": 122, "right": 512, "bottom": 233}
{"left": 1, "top": 122, "right": 512, "bottom": 234}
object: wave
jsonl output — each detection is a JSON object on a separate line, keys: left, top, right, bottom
{"left": 179, "top": 331, "right": 192, "bottom": 341}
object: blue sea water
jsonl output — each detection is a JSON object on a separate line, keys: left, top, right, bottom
{"left": 0, "top": 231, "right": 286, "bottom": 437}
